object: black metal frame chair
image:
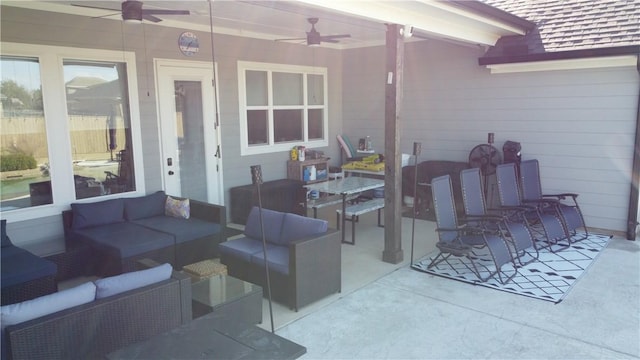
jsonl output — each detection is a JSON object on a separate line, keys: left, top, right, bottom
{"left": 496, "top": 162, "right": 570, "bottom": 252}
{"left": 429, "top": 174, "right": 516, "bottom": 285}
{"left": 460, "top": 168, "right": 539, "bottom": 267}
{"left": 519, "top": 159, "right": 588, "bottom": 242}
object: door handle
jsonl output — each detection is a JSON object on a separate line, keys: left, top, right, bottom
{"left": 168, "top": 171, "right": 174, "bottom": 175}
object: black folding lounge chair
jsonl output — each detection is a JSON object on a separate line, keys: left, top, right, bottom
{"left": 428, "top": 174, "right": 516, "bottom": 284}
{"left": 519, "top": 159, "right": 588, "bottom": 242}
{"left": 460, "top": 168, "right": 538, "bottom": 267}
{"left": 496, "top": 163, "right": 570, "bottom": 252}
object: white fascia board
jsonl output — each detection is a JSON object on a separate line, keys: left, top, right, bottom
{"left": 296, "top": 0, "right": 525, "bottom": 46}
{"left": 486, "top": 55, "right": 638, "bottom": 74}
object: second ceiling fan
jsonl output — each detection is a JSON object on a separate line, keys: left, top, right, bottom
{"left": 72, "top": 0, "right": 189, "bottom": 23}
{"left": 277, "top": 18, "right": 350, "bottom": 46}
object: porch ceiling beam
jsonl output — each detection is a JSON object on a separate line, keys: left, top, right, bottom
{"left": 296, "top": 0, "right": 527, "bottom": 46}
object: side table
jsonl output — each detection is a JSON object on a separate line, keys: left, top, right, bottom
{"left": 191, "top": 274, "right": 263, "bottom": 324}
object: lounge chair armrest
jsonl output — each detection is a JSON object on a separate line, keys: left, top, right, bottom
{"left": 522, "top": 198, "right": 560, "bottom": 205}
{"left": 461, "top": 214, "right": 504, "bottom": 222}
{"left": 542, "top": 193, "right": 578, "bottom": 200}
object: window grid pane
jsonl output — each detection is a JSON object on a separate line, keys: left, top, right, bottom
{"left": 0, "top": 56, "right": 51, "bottom": 210}
{"left": 247, "top": 110, "right": 268, "bottom": 145}
{"left": 272, "top": 72, "right": 302, "bottom": 106}
{"left": 64, "top": 60, "right": 135, "bottom": 199}
{"left": 274, "top": 109, "right": 303, "bottom": 143}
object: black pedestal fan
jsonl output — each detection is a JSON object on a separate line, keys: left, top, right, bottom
{"left": 468, "top": 134, "right": 501, "bottom": 196}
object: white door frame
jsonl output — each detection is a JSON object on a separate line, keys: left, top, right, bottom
{"left": 154, "top": 58, "right": 223, "bottom": 205}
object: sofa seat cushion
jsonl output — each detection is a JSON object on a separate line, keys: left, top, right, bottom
{"left": 218, "top": 237, "right": 264, "bottom": 262}
{"left": 69, "top": 223, "right": 174, "bottom": 258}
{"left": 124, "top": 191, "right": 166, "bottom": 221}
{"left": 250, "top": 244, "right": 289, "bottom": 275}
{"left": 280, "top": 213, "right": 328, "bottom": 245}
{"left": 244, "top": 207, "right": 285, "bottom": 244}
{"left": 131, "top": 216, "right": 221, "bottom": 244}
{"left": 1, "top": 246, "right": 57, "bottom": 288}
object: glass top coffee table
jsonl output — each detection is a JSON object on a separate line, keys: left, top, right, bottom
{"left": 191, "top": 274, "right": 263, "bottom": 324}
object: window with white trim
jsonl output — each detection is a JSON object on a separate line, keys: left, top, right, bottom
{"left": 238, "top": 61, "right": 328, "bottom": 155}
{"left": 0, "top": 43, "right": 144, "bottom": 222}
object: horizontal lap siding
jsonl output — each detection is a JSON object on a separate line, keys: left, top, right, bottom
{"left": 343, "top": 40, "right": 638, "bottom": 232}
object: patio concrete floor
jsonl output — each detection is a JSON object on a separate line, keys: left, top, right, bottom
{"left": 258, "top": 207, "right": 640, "bottom": 359}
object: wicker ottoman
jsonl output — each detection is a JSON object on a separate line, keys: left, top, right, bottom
{"left": 182, "top": 259, "right": 227, "bottom": 281}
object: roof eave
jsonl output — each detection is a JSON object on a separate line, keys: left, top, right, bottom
{"left": 479, "top": 45, "right": 640, "bottom": 66}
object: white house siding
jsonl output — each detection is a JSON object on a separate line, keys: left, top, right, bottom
{"left": 1, "top": 6, "right": 346, "bottom": 245}
{"left": 342, "top": 39, "right": 639, "bottom": 232}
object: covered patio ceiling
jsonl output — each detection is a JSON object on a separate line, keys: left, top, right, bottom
{"left": 4, "top": 0, "right": 531, "bottom": 49}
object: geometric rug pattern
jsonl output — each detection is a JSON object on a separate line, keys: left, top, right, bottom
{"left": 411, "top": 232, "right": 611, "bottom": 303}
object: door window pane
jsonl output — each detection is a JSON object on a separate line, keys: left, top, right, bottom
{"left": 273, "top": 72, "right": 302, "bottom": 106}
{"left": 64, "top": 60, "right": 135, "bottom": 199}
{"left": 274, "top": 109, "right": 302, "bottom": 143}
{"left": 247, "top": 110, "right": 268, "bottom": 145}
{"left": 174, "top": 81, "right": 206, "bottom": 200}
{"left": 0, "top": 56, "right": 51, "bottom": 210}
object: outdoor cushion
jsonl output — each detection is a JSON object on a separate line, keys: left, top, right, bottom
{"left": 0, "top": 281, "right": 96, "bottom": 329}
{"left": 1, "top": 246, "right": 57, "bottom": 288}
{"left": 218, "top": 237, "right": 265, "bottom": 262}
{"left": 69, "top": 222, "right": 174, "bottom": 258}
{"left": 71, "top": 198, "right": 125, "bottom": 229}
{"left": 124, "top": 191, "right": 166, "bottom": 221}
{"left": 132, "top": 216, "right": 221, "bottom": 244}
{"left": 279, "top": 213, "right": 328, "bottom": 245}
{"left": 94, "top": 263, "right": 172, "bottom": 299}
{"left": 1, "top": 220, "right": 12, "bottom": 248}
{"left": 165, "top": 196, "right": 190, "bottom": 219}
{"left": 250, "top": 244, "right": 290, "bottom": 275}
{"left": 244, "top": 207, "right": 285, "bottom": 244}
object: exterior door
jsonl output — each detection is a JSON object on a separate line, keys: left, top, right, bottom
{"left": 156, "top": 60, "right": 222, "bottom": 204}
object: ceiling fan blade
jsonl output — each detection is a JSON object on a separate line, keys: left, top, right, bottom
{"left": 142, "top": 9, "right": 190, "bottom": 16}
{"left": 142, "top": 13, "right": 162, "bottom": 23}
{"left": 275, "top": 37, "right": 307, "bottom": 42}
{"left": 71, "top": 3, "right": 120, "bottom": 12}
{"left": 321, "top": 34, "right": 351, "bottom": 40}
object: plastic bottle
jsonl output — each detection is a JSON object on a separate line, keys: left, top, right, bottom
{"left": 366, "top": 136, "right": 372, "bottom": 151}
{"left": 310, "top": 165, "right": 317, "bottom": 181}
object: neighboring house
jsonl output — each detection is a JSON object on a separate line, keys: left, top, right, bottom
{"left": 0, "top": 0, "right": 638, "bottom": 258}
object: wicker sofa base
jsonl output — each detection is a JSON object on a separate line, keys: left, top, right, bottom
{"left": 1, "top": 275, "right": 57, "bottom": 306}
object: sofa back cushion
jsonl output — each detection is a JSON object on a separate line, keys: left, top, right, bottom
{"left": 279, "top": 213, "right": 328, "bottom": 245}
{"left": 244, "top": 207, "right": 285, "bottom": 244}
{"left": 1, "top": 219, "right": 12, "bottom": 248}
{"left": 94, "top": 263, "right": 173, "bottom": 299}
{"left": 71, "top": 198, "right": 125, "bottom": 229}
{"left": 1, "top": 282, "right": 96, "bottom": 329}
{"left": 124, "top": 191, "right": 167, "bottom": 221}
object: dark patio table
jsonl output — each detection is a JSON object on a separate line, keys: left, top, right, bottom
{"left": 304, "top": 177, "right": 384, "bottom": 243}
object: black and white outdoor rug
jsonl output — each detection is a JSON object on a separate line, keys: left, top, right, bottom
{"left": 411, "top": 232, "right": 611, "bottom": 303}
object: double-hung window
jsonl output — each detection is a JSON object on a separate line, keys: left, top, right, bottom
{"left": 238, "top": 61, "right": 328, "bottom": 155}
{"left": 0, "top": 43, "right": 143, "bottom": 221}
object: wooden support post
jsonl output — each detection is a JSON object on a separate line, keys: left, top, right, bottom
{"left": 382, "top": 23, "right": 404, "bottom": 264}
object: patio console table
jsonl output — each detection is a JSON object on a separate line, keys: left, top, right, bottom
{"left": 305, "top": 177, "right": 384, "bottom": 244}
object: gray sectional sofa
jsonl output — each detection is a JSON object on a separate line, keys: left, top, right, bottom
{"left": 63, "top": 191, "right": 225, "bottom": 276}
{"left": 219, "top": 207, "right": 341, "bottom": 311}
{"left": 1, "top": 261, "right": 191, "bottom": 360}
